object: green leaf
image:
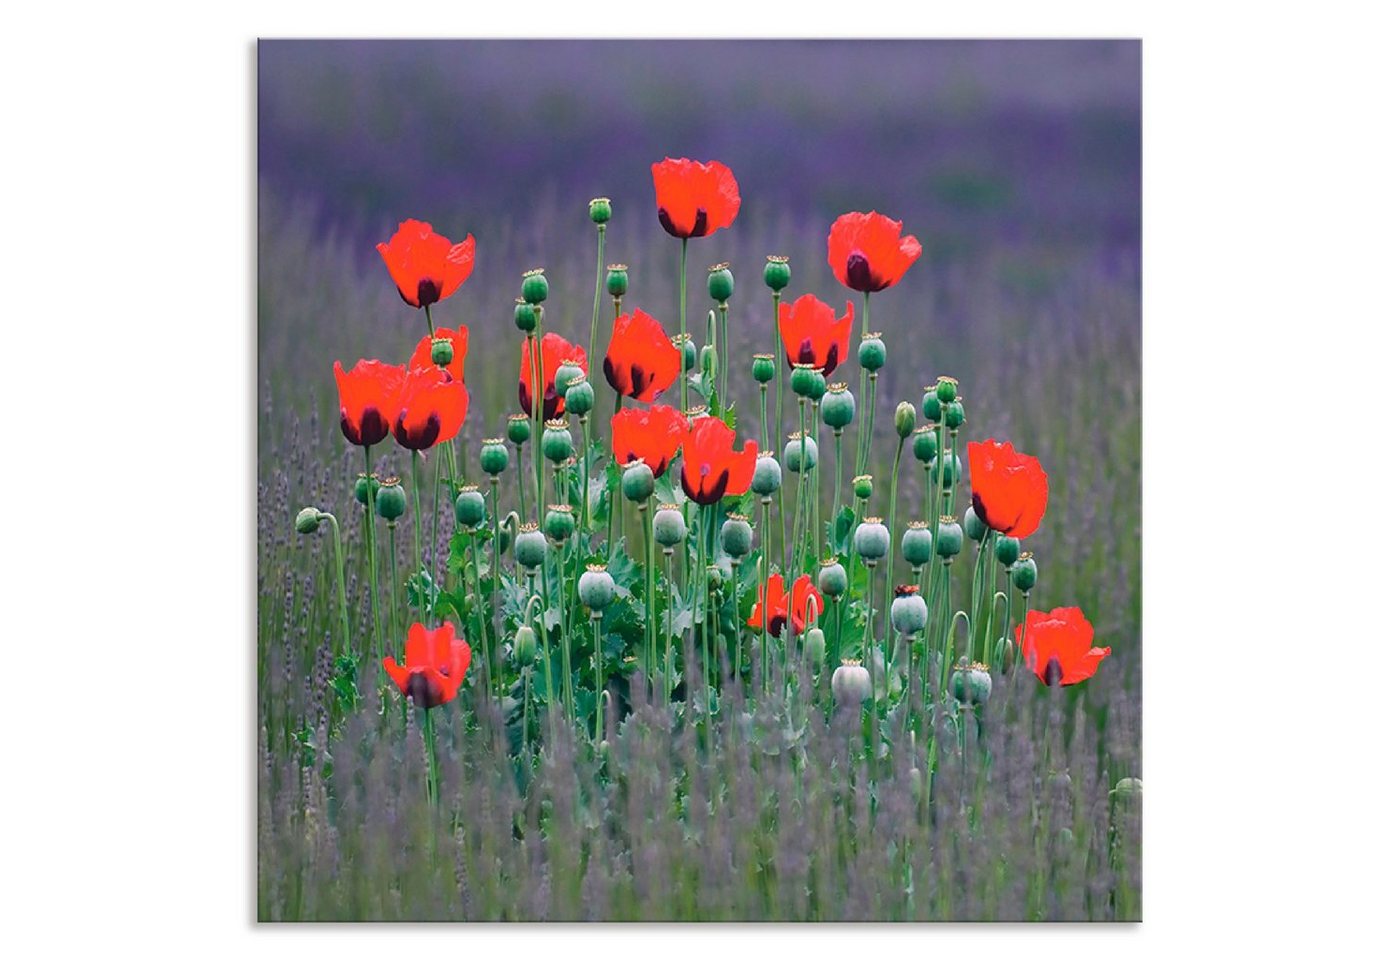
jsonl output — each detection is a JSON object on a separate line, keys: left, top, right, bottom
{"left": 827, "top": 506, "right": 855, "bottom": 556}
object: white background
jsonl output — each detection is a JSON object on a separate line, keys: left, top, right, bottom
{"left": 2, "top": 0, "right": 1396, "bottom": 952}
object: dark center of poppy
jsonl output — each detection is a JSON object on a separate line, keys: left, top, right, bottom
{"left": 692, "top": 207, "right": 708, "bottom": 237}
{"left": 823, "top": 344, "right": 839, "bottom": 376}
{"left": 416, "top": 277, "right": 442, "bottom": 307}
{"left": 797, "top": 337, "right": 815, "bottom": 365}
{"left": 1042, "top": 656, "right": 1063, "bottom": 687}
{"left": 845, "top": 252, "right": 875, "bottom": 292}
{"left": 630, "top": 363, "right": 649, "bottom": 398}
{"left": 406, "top": 671, "right": 436, "bottom": 708}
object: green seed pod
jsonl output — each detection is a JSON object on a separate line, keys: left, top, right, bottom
{"left": 541, "top": 419, "right": 574, "bottom": 464}
{"left": 783, "top": 432, "right": 818, "bottom": 472}
{"left": 832, "top": 660, "right": 872, "bottom": 707}
{"left": 606, "top": 263, "right": 629, "bottom": 298}
{"left": 621, "top": 460, "right": 655, "bottom": 503}
{"left": 951, "top": 659, "right": 992, "bottom": 704}
{"left": 543, "top": 504, "right": 575, "bottom": 543}
{"left": 707, "top": 564, "right": 725, "bottom": 590}
{"left": 858, "top": 333, "right": 886, "bottom": 371}
{"left": 578, "top": 564, "right": 616, "bottom": 611}
{"left": 939, "top": 451, "right": 962, "bottom": 490}
{"left": 995, "top": 534, "right": 1021, "bottom": 567}
{"left": 922, "top": 386, "right": 943, "bottom": 421}
{"left": 514, "top": 297, "right": 538, "bottom": 334}
{"left": 720, "top": 513, "right": 754, "bottom": 557}
{"left": 514, "top": 524, "right": 547, "bottom": 570}
{"left": 554, "top": 362, "right": 584, "bottom": 398}
{"left": 507, "top": 413, "right": 531, "bottom": 445}
{"left": 521, "top": 268, "right": 549, "bottom": 305}
{"left": 751, "top": 454, "right": 782, "bottom": 497}
{"left": 674, "top": 334, "right": 696, "bottom": 372}
{"left": 817, "top": 558, "right": 847, "bottom": 597}
{"left": 790, "top": 363, "right": 819, "bottom": 398}
{"left": 912, "top": 424, "right": 939, "bottom": 462}
{"left": 935, "top": 376, "right": 958, "bottom": 404}
{"left": 943, "top": 398, "right": 966, "bottom": 431}
{"left": 806, "top": 369, "right": 827, "bottom": 400}
{"left": 454, "top": 486, "right": 486, "bottom": 527}
{"left": 820, "top": 382, "right": 855, "bottom": 429}
{"left": 589, "top": 197, "right": 612, "bottom": 224}
{"left": 294, "top": 507, "right": 321, "bottom": 535}
{"left": 707, "top": 262, "right": 734, "bottom": 302}
{"left": 890, "top": 584, "right": 928, "bottom": 635}
{"left": 935, "top": 516, "right": 963, "bottom": 559}
{"left": 751, "top": 353, "right": 776, "bottom": 384}
{"left": 514, "top": 625, "right": 537, "bottom": 664}
{"left": 375, "top": 478, "right": 407, "bottom": 522}
{"left": 654, "top": 504, "right": 686, "bottom": 549}
{"left": 852, "top": 474, "right": 874, "bottom": 501}
{"left": 1011, "top": 553, "right": 1038, "bottom": 592}
{"left": 353, "top": 472, "right": 376, "bottom": 506}
{"left": 564, "top": 376, "right": 594, "bottom": 416}
{"left": 853, "top": 517, "right": 890, "bottom": 561}
{"left": 894, "top": 400, "right": 916, "bottom": 439}
{"left": 1111, "top": 777, "right": 1144, "bottom": 803}
{"left": 428, "top": 336, "right": 454, "bottom": 368}
{"left": 901, "top": 521, "right": 933, "bottom": 567}
{"left": 763, "top": 255, "right": 791, "bottom": 292}
{"left": 963, "top": 505, "right": 987, "bottom": 543}
{"left": 480, "top": 438, "right": 509, "bottom": 476}
{"left": 804, "top": 627, "right": 826, "bottom": 669}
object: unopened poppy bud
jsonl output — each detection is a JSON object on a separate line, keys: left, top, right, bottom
{"left": 578, "top": 564, "right": 616, "bottom": 612}
{"left": 752, "top": 353, "right": 776, "bottom": 384}
{"left": 858, "top": 333, "right": 886, "bottom": 371}
{"left": 852, "top": 474, "right": 874, "bottom": 501}
{"left": 922, "top": 386, "right": 943, "bottom": 421}
{"left": 763, "top": 254, "right": 791, "bottom": 292}
{"left": 514, "top": 523, "right": 547, "bottom": 570}
{"left": 354, "top": 472, "right": 377, "bottom": 506}
{"left": 821, "top": 383, "right": 855, "bottom": 429}
{"left": 428, "top": 337, "right": 453, "bottom": 368}
{"left": 751, "top": 454, "right": 782, "bottom": 497}
{"left": 1111, "top": 777, "right": 1144, "bottom": 803}
{"left": 376, "top": 478, "right": 407, "bottom": 522}
{"left": 654, "top": 504, "right": 686, "bottom": 549}
{"left": 890, "top": 584, "right": 928, "bottom": 635}
{"left": 564, "top": 376, "right": 594, "bottom": 416}
{"left": 455, "top": 486, "right": 486, "bottom": 527}
{"left": 514, "top": 297, "right": 537, "bottom": 333}
{"left": 901, "top": 521, "right": 933, "bottom": 567}
{"left": 1011, "top": 553, "right": 1038, "bottom": 592}
{"left": 992, "top": 636, "right": 1013, "bottom": 673}
{"left": 521, "top": 268, "right": 549, "bottom": 305}
{"left": 495, "top": 520, "right": 513, "bottom": 555}
{"left": 543, "top": 504, "right": 575, "bottom": 543}
{"left": 854, "top": 517, "right": 889, "bottom": 561}
{"left": 832, "top": 659, "right": 873, "bottom": 706}
{"left": 894, "top": 401, "right": 916, "bottom": 439}
{"left": 804, "top": 627, "right": 826, "bottom": 669}
{"left": 606, "top": 263, "right": 629, "bottom": 298}
{"left": 707, "top": 262, "right": 734, "bottom": 302}
{"left": 295, "top": 507, "right": 321, "bottom": 535}
{"left": 784, "top": 432, "right": 818, "bottom": 472}
{"left": 939, "top": 450, "right": 962, "bottom": 490}
{"left": 542, "top": 419, "right": 574, "bottom": 464}
{"left": 514, "top": 625, "right": 537, "bottom": 664}
{"left": 963, "top": 505, "right": 987, "bottom": 543}
{"left": 818, "top": 558, "right": 847, "bottom": 597}
{"left": 936, "top": 515, "right": 963, "bottom": 559}
{"left": 720, "top": 513, "right": 754, "bottom": 557}
{"left": 480, "top": 438, "right": 509, "bottom": 476}
{"left": 589, "top": 197, "right": 612, "bottom": 224}
{"left": 673, "top": 334, "right": 696, "bottom": 372}
{"left": 944, "top": 398, "right": 966, "bottom": 431}
{"left": 707, "top": 564, "right": 725, "bottom": 589}
{"left": 622, "top": 460, "right": 655, "bottom": 503}
{"left": 935, "top": 376, "right": 958, "bottom": 404}
{"left": 995, "top": 534, "right": 1020, "bottom": 567}
{"left": 951, "top": 658, "right": 992, "bottom": 704}
{"left": 507, "top": 413, "right": 531, "bottom": 445}
{"left": 700, "top": 343, "right": 718, "bottom": 380}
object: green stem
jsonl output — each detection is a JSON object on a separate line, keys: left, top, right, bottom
{"left": 468, "top": 528, "right": 491, "bottom": 704}
{"left": 718, "top": 302, "right": 729, "bottom": 409}
{"left": 489, "top": 481, "right": 503, "bottom": 700}
{"left": 431, "top": 445, "right": 443, "bottom": 595}
{"left": 772, "top": 293, "right": 787, "bottom": 564}
{"left": 832, "top": 429, "right": 844, "bottom": 518}
{"left": 664, "top": 548, "right": 675, "bottom": 697}
{"left": 530, "top": 325, "right": 546, "bottom": 521}
{"left": 881, "top": 440, "right": 906, "bottom": 696}
{"left": 322, "top": 512, "right": 351, "bottom": 659}
{"left": 530, "top": 588, "right": 553, "bottom": 714}
{"left": 362, "top": 447, "right": 382, "bottom": 658}
{"left": 554, "top": 546, "right": 573, "bottom": 723}
{"left": 387, "top": 523, "right": 400, "bottom": 649}
{"left": 593, "top": 613, "right": 604, "bottom": 741}
{"left": 588, "top": 224, "right": 606, "bottom": 389}
{"left": 581, "top": 414, "right": 591, "bottom": 535}
{"left": 422, "top": 706, "right": 439, "bottom": 806}
{"left": 644, "top": 501, "right": 657, "bottom": 688}
{"left": 410, "top": 453, "right": 426, "bottom": 595}
{"left": 679, "top": 237, "right": 689, "bottom": 412}
{"left": 761, "top": 497, "right": 772, "bottom": 694}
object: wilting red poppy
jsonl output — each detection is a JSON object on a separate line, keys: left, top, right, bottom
{"left": 748, "top": 573, "right": 824, "bottom": 637}
{"left": 392, "top": 366, "right": 469, "bottom": 451}
{"left": 827, "top": 211, "right": 923, "bottom": 293}
{"left": 382, "top": 621, "right": 472, "bottom": 708}
{"left": 967, "top": 438, "right": 1049, "bottom": 539}
{"left": 680, "top": 416, "right": 758, "bottom": 506}
{"left": 651, "top": 157, "right": 741, "bottom": 239}
{"left": 604, "top": 308, "right": 681, "bottom": 402}
{"left": 612, "top": 404, "right": 687, "bottom": 477}
{"left": 778, "top": 294, "right": 855, "bottom": 375}
{"left": 409, "top": 324, "right": 470, "bottom": 381}
{"left": 519, "top": 332, "right": 587, "bottom": 421}
{"left": 334, "top": 359, "right": 406, "bottom": 447}
{"left": 376, "top": 219, "right": 476, "bottom": 308}
{"left": 1016, "top": 607, "right": 1110, "bottom": 687}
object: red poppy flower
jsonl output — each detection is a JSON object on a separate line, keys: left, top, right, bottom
{"left": 518, "top": 332, "right": 587, "bottom": 421}
{"left": 748, "top": 573, "right": 824, "bottom": 638}
{"left": 827, "top": 211, "right": 923, "bottom": 293}
{"left": 612, "top": 404, "right": 687, "bottom": 477}
{"left": 334, "top": 359, "right": 406, "bottom": 447}
{"left": 778, "top": 294, "right": 855, "bottom": 375}
{"left": 967, "top": 438, "right": 1049, "bottom": 539}
{"left": 409, "top": 324, "right": 470, "bottom": 382}
{"left": 376, "top": 219, "right": 476, "bottom": 308}
{"left": 651, "top": 157, "right": 741, "bottom": 239}
{"left": 603, "top": 308, "right": 681, "bottom": 402}
{"left": 392, "top": 366, "right": 469, "bottom": 451}
{"left": 1016, "top": 607, "right": 1110, "bottom": 687}
{"left": 679, "top": 416, "right": 758, "bottom": 506}
{"left": 382, "top": 621, "right": 472, "bottom": 708}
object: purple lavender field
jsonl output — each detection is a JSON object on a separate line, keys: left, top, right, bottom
{"left": 258, "top": 39, "right": 1142, "bottom": 921}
